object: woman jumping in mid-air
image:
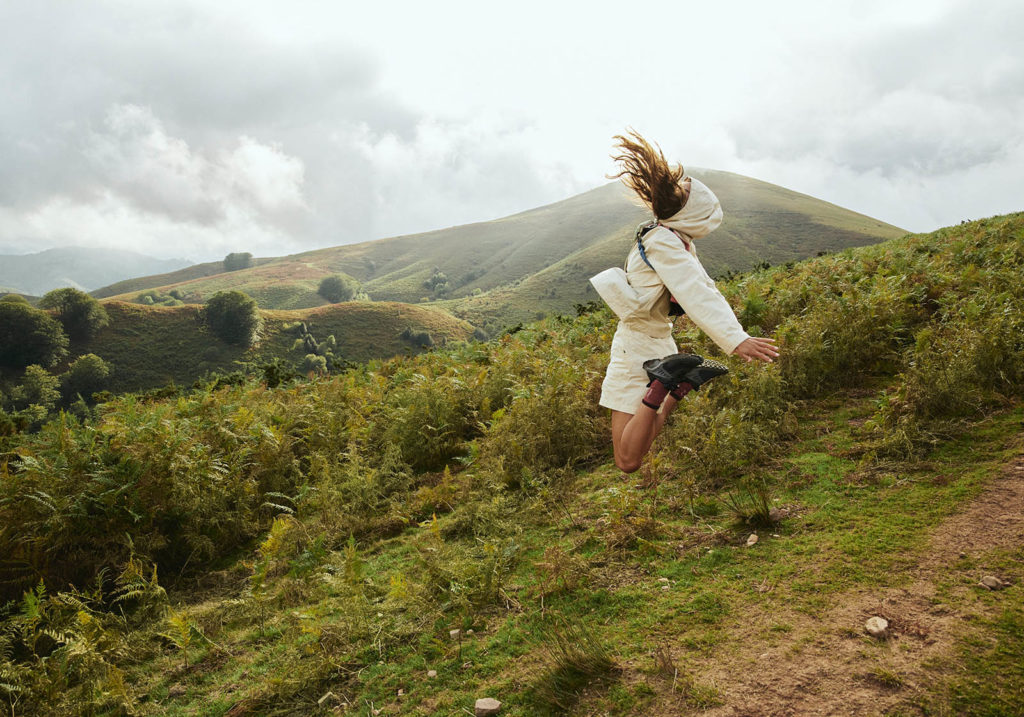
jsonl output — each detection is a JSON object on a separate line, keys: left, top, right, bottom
{"left": 596, "top": 131, "right": 779, "bottom": 473}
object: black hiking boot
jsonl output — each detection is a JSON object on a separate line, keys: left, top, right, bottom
{"left": 643, "top": 352, "right": 704, "bottom": 389}
{"left": 679, "top": 359, "right": 729, "bottom": 390}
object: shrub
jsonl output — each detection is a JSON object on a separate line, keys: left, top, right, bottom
{"left": 0, "top": 293, "right": 30, "bottom": 304}
{"left": 0, "top": 301, "right": 69, "bottom": 369}
{"left": 299, "top": 353, "right": 327, "bottom": 375}
{"left": 318, "top": 274, "right": 359, "bottom": 303}
{"left": 8, "top": 365, "right": 61, "bottom": 412}
{"left": 204, "top": 290, "right": 263, "bottom": 346}
{"left": 62, "top": 353, "right": 112, "bottom": 402}
{"left": 39, "top": 288, "right": 109, "bottom": 342}
{"left": 423, "top": 269, "right": 448, "bottom": 294}
{"left": 381, "top": 371, "right": 476, "bottom": 471}
{"left": 223, "top": 252, "right": 254, "bottom": 271}
{"left": 400, "top": 326, "right": 434, "bottom": 348}
{"left": 478, "top": 350, "right": 603, "bottom": 489}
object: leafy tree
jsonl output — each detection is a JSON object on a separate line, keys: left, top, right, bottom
{"left": 0, "top": 301, "right": 69, "bottom": 369}
{"left": 317, "top": 274, "right": 359, "bottom": 303}
{"left": 10, "top": 365, "right": 61, "bottom": 412}
{"left": 0, "top": 293, "right": 30, "bottom": 304}
{"left": 422, "top": 269, "right": 449, "bottom": 294}
{"left": 223, "top": 252, "right": 254, "bottom": 271}
{"left": 62, "top": 353, "right": 112, "bottom": 402}
{"left": 204, "top": 291, "right": 263, "bottom": 346}
{"left": 39, "top": 287, "right": 109, "bottom": 342}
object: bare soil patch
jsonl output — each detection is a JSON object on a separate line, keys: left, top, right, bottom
{"left": 649, "top": 453, "right": 1024, "bottom": 716}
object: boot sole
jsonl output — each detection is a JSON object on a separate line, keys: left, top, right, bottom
{"left": 643, "top": 353, "right": 704, "bottom": 388}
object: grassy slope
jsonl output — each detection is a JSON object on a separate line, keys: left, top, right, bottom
{"left": 93, "top": 171, "right": 905, "bottom": 328}
{"left": 130, "top": 378, "right": 1024, "bottom": 717}
{"left": 90, "top": 258, "right": 275, "bottom": 300}
{"left": 79, "top": 301, "right": 474, "bottom": 394}
{"left": 7, "top": 213, "right": 1021, "bottom": 716}
{"left": 127, "top": 214, "right": 1023, "bottom": 715}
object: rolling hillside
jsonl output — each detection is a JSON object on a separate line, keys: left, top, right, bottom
{"left": 93, "top": 170, "right": 906, "bottom": 329}
{"left": 78, "top": 300, "right": 474, "bottom": 394}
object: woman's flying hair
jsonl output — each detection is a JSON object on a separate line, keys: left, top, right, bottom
{"left": 609, "top": 129, "right": 687, "bottom": 220}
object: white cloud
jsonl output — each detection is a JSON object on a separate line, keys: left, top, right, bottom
{"left": 1, "top": 104, "right": 310, "bottom": 259}
{"left": 340, "top": 117, "right": 587, "bottom": 238}
{"left": 1, "top": 0, "right": 1021, "bottom": 258}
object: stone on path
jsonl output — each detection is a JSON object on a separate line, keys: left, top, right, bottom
{"left": 475, "top": 697, "right": 502, "bottom": 716}
{"left": 864, "top": 616, "right": 889, "bottom": 639}
{"left": 980, "top": 575, "right": 1006, "bottom": 590}
{"left": 449, "top": 628, "right": 461, "bottom": 640}
{"left": 746, "top": 533, "right": 759, "bottom": 547}
{"left": 427, "top": 669, "right": 437, "bottom": 678}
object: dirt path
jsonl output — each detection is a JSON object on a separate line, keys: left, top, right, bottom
{"left": 662, "top": 454, "right": 1024, "bottom": 716}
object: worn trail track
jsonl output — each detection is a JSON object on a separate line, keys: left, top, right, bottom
{"left": 653, "top": 455, "right": 1024, "bottom": 716}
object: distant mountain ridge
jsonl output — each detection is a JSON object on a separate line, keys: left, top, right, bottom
{"left": 0, "top": 247, "right": 190, "bottom": 297}
{"left": 93, "top": 170, "right": 906, "bottom": 330}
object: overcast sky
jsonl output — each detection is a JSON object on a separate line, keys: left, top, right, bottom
{"left": 1, "top": 0, "right": 1021, "bottom": 262}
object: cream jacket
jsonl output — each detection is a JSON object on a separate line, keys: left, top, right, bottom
{"left": 619, "top": 227, "right": 750, "bottom": 355}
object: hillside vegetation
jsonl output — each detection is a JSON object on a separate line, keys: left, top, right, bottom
{"left": 93, "top": 171, "right": 905, "bottom": 329}
{"left": 1, "top": 213, "right": 1022, "bottom": 716}
{"left": 75, "top": 300, "right": 475, "bottom": 394}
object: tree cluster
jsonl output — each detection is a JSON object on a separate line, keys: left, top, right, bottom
{"left": 39, "top": 287, "right": 110, "bottom": 342}
{"left": 317, "top": 274, "right": 360, "bottom": 303}
{"left": 204, "top": 291, "right": 263, "bottom": 347}
{"left": 223, "top": 252, "right": 254, "bottom": 272}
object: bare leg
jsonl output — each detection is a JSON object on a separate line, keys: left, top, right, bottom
{"left": 611, "top": 396, "right": 679, "bottom": 473}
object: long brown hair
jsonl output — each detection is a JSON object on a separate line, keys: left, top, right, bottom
{"left": 609, "top": 130, "right": 687, "bottom": 220}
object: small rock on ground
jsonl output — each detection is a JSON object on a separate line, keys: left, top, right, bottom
{"left": 746, "top": 533, "right": 759, "bottom": 547}
{"left": 427, "top": 669, "right": 437, "bottom": 678}
{"left": 475, "top": 697, "right": 502, "bottom": 716}
{"left": 865, "top": 616, "right": 889, "bottom": 638}
{"left": 980, "top": 575, "right": 1006, "bottom": 590}
{"left": 449, "top": 628, "right": 461, "bottom": 640}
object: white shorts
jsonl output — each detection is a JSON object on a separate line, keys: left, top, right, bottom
{"left": 599, "top": 323, "right": 678, "bottom": 415}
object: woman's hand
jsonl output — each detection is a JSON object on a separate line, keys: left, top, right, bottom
{"left": 733, "top": 336, "right": 779, "bottom": 363}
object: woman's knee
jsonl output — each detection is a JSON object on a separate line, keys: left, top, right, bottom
{"left": 615, "top": 454, "right": 642, "bottom": 474}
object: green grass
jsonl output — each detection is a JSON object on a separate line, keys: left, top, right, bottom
{"left": 100, "top": 398, "right": 1023, "bottom": 716}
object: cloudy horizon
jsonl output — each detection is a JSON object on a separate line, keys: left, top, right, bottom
{"left": 1, "top": 0, "right": 1021, "bottom": 263}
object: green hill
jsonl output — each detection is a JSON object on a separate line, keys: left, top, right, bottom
{"left": 93, "top": 170, "right": 905, "bottom": 330}
{"left": 77, "top": 300, "right": 474, "bottom": 394}
{"left": 5, "top": 212, "right": 1020, "bottom": 716}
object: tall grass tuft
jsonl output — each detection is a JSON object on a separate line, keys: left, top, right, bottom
{"left": 529, "top": 614, "right": 617, "bottom": 714}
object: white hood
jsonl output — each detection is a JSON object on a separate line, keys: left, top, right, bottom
{"left": 658, "top": 177, "right": 723, "bottom": 239}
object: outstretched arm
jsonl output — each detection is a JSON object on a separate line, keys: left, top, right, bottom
{"left": 643, "top": 229, "right": 750, "bottom": 354}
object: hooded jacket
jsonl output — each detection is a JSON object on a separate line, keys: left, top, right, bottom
{"left": 592, "top": 177, "right": 750, "bottom": 355}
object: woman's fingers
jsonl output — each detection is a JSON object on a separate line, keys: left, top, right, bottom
{"left": 735, "top": 337, "right": 780, "bottom": 363}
